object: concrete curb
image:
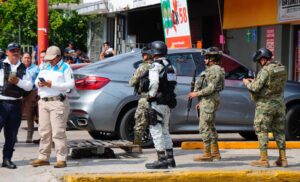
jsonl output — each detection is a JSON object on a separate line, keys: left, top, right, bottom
{"left": 181, "top": 141, "right": 300, "bottom": 150}
{"left": 64, "top": 170, "right": 300, "bottom": 182}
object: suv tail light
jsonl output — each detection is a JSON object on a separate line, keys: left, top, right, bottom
{"left": 75, "top": 76, "right": 110, "bottom": 90}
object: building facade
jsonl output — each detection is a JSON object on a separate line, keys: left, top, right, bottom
{"left": 75, "top": 0, "right": 300, "bottom": 82}
{"left": 76, "top": 0, "right": 223, "bottom": 62}
{"left": 223, "top": 0, "right": 300, "bottom": 81}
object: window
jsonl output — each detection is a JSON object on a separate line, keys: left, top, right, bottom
{"left": 221, "top": 56, "right": 249, "bottom": 80}
{"left": 193, "top": 53, "right": 206, "bottom": 75}
{"left": 133, "top": 60, "right": 143, "bottom": 69}
{"left": 167, "top": 53, "right": 196, "bottom": 76}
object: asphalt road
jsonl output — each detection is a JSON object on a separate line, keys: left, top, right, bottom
{"left": 0, "top": 121, "right": 299, "bottom": 182}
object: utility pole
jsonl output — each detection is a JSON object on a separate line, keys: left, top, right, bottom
{"left": 18, "top": 24, "right": 21, "bottom": 44}
{"left": 37, "top": 0, "right": 49, "bottom": 65}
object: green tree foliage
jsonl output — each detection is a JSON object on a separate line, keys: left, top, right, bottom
{"left": 0, "top": 0, "right": 88, "bottom": 51}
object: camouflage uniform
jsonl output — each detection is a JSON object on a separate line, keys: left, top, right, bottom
{"left": 194, "top": 64, "right": 225, "bottom": 146}
{"left": 129, "top": 62, "right": 150, "bottom": 144}
{"left": 245, "top": 62, "right": 287, "bottom": 152}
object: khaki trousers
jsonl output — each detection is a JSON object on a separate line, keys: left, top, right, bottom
{"left": 38, "top": 99, "right": 70, "bottom": 161}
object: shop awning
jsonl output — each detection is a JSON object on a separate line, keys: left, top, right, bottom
{"left": 223, "top": 0, "right": 277, "bottom": 29}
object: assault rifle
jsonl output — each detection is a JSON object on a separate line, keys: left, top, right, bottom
{"left": 186, "top": 71, "right": 206, "bottom": 121}
{"left": 186, "top": 70, "right": 197, "bottom": 122}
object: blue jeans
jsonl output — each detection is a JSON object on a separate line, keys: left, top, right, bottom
{"left": 0, "top": 100, "right": 22, "bottom": 160}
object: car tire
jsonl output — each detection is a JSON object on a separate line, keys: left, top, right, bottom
{"left": 119, "top": 107, "right": 153, "bottom": 147}
{"left": 88, "top": 131, "right": 118, "bottom": 140}
{"left": 286, "top": 105, "right": 300, "bottom": 140}
{"left": 239, "top": 132, "right": 257, "bottom": 140}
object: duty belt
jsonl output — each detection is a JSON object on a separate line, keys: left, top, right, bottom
{"left": 40, "top": 95, "right": 66, "bottom": 102}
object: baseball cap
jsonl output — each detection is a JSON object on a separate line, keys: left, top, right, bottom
{"left": 44, "top": 46, "right": 61, "bottom": 60}
{"left": 7, "top": 42, "right": 21, "bottom": 50}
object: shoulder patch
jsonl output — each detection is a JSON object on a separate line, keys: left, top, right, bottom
{"left": 150, "top": 64, "right": 155, "bottom": 69}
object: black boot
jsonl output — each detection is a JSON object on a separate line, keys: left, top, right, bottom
{"left": 145, "top": 151, "right": 168, "bottom": 169}
{"left": 166, "top": 148, "right": 176, "bottom": 168}
{"left": 2, "top": 159, "right": 17, "bottom": 169}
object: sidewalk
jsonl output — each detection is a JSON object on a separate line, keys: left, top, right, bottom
{"left": 0, "top": 121, "right": 299, "bottom": 182}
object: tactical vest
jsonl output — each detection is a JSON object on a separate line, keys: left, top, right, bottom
{"left": 139, "top": 59, "right": 177, "bottom": 108}
{"left": 196, "top": 65, "right": 225, "bottom": 96}
{"left": 211, "top": 65, "right": 225, "bottom": 92}
{"left": 265, "top": 63, "right": 287, "bottom": 96}
{"left": 0, "top": 62, "right": 26, "bottom": 98}
{"left": 254, "top": 63, "right": 287, "bottom": 100}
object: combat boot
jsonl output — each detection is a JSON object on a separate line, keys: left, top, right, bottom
{"left": 194, "top": 145, "right": 213, "bottom": 162}
{"left": 166, "top": 148, "right": 176, "bottom": 168}
{"left": 132, "top": 135, "right": 143, "bottom": 153}
{"left": 145, "top": 151, "right": 168, "bottom": 169}
{"left": 211, "top": 142, "right": 221, "bottom": 161}
{"left": 251, "top": 151, "right": 270, "bottom": 168}
{"left": 274, "top": 149, "right": 288, "bottom": 167}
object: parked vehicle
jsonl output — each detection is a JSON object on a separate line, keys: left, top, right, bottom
{"left": 70, "top": 63, "right": 91, "bottom": 70}
{"left": 68, "top": 49, "right": 300, "bottom": 146}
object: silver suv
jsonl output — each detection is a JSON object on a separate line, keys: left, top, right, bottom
{"left": 68, "top": 49, "right": 300, "bottom": 146}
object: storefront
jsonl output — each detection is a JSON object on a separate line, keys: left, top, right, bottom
{"left": 223, "top": 0, "right": 300, "bottom": 81}
{"left": 76, "top": 0, "right": 225, "bottom": 60}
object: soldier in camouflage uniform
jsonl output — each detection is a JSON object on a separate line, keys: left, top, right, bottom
{"left": 243, "top": 48, "right": 288, "bottom": 168}
{"left": 129, "top": 47, "right": 151, "bottom": 152}
{"left": 188, "top": 47, "right": 225, "bottom": 162}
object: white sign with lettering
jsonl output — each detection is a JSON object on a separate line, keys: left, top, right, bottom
{"left": 278, "top": 0, "right": 300, "bottom": 22}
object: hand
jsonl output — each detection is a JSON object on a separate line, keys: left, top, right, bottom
{"left": 38, "top": 80, "right": 52, "bottom": 88}
{"left": 44, "top": 80, "right": 52, "bottom": 88}
{"left": 242, "top": 78, "right": 250, "bottom": 85}
{"left": 38, "top": 81, "right": 46, "bottom": 87}
{"left": 8, "top": 76, "right": 19, "bottom": 85}
{"left": 188, "top": 92, "right": 197, "bottom": 99}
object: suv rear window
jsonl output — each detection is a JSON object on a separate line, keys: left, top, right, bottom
{"left": 167, "top": 53, "right": 196, "bottom": 76}
{"left": 221, "top": 56, "right": 249, "bottom": 80}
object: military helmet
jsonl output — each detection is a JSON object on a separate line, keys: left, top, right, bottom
{"left": 252, "top": 48, "right": 272, "bottom": 62}
{"left": 150, "top": 41, "right": 168, "bottom": 56}
{"left": 203, "top": 47, "right": 222, "bottom": 62}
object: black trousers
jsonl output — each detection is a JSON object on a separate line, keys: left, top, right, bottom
{"left": 0, "top": 100, "right": 22, "bottom": 160}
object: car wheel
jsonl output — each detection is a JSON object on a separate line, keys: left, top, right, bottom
{"left": 239, "top": 132, "right": 257, "bottom": 140}
{"left": 119, "top": 107, "right": 153, "bottom": 147}
{"left": 286, "top": 105, "right": 300, "bottom": 140}
{"left": 88, "top": 131, "right": 118, "bottom": 140}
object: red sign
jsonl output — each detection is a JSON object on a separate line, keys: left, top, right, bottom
{"left": 161, "top": 0, "right": 192, "bottom": 48}
{"left": 266, "top": 28, "right": 275, "bottom": 58}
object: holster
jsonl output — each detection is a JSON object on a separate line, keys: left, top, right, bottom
{"left": 59, "top": 94, "right": 66, "bottom": 102}
{"left": 145, "top": 107, "right": 158, "bottom": 126}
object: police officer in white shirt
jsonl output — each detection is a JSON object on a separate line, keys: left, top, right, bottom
{"left": 31, "top": 46, "right": 75, "bottom": 168}
{"left": 0, "top": 42, "right": 33, "bottom": 169}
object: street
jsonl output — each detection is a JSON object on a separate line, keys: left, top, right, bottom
{"left": 0, "top": 121, "right": 300, "bottom": 182}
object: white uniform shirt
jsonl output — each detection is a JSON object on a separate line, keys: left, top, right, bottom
{"left": 148, "top": 57, "right": 174, "bottom": 97}
{"left": 35, "top": 60, "right": 75, "bottom": 98}
{"left": 0, "top": 58, "right": 33, "bottom": 100}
